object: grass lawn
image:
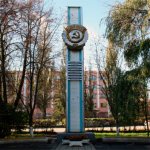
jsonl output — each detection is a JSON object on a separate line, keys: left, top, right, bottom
{"left": 1, "top": 132, "right": 149, "bottom": 140}
{"left": 1, "top": 133, "right": 49, "bottom": 140}
{"left": 95, "top": 132, "right": 149, "bottom": 138}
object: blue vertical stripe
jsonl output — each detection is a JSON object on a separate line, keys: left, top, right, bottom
{"left": 80, "top": 79, "right": 83, "bottom": 131}
{"left": 78, "top": 7, "right": 81, "bottom": 25}
{"left": 67, "top": 7, "right": 71, "bottom": 132}
{"left": 79, "top": 51, "right": 83, "bottom": 132}
{"left": 78, "top": 7, "right": 84, "bottom": 132}
{"left": 68, "top": 7, "right": 70, "bottom": 25}
{"left": 68, "top": 81, "right": 70, "bottom": 132}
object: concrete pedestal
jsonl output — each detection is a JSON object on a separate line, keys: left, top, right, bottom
{"left": 57, "top": 132, "right": 95, "bottom": 142}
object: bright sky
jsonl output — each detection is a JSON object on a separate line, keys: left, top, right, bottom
{"left": 51, "top": 0, "right": 124, "bottom": 34}
{"left": 45, "top": 0, "right": 124, "bottom": 68}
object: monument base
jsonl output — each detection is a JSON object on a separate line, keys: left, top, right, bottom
{"left": 57, "top": 132, "right": 95, "bottom": 143}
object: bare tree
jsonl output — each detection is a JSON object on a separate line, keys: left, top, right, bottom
{"left": 0, "top": 0, "right": 24, "bottom": 104}
{"left": 16, "top": 0, "right": 61, "bottom": 136}
{"left": 36, "top": 64, "right": 55, "bottom": 119}
{"left": 0, "top": 0, "right": 32, "bottom": 137}
{"left": 53, "top": 47, "right": 66, "bottom": 126}
{"left": 84, "top": 65, "right": 95, "bottom": 118}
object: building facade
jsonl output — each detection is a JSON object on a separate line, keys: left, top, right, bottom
{"left": 31, "top": 70, "right": 109, "bottom": 118}
{"left": 11, "top": 70, "right": 149, "bottom": 119}
{"left": 84, "top": 70, "right": 109, "bottom": 118}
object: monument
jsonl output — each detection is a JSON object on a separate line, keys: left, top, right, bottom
{"left": 62, "top": 6, "right": 88, "bottom": 133}
{"left": 58, "top": 6, "right": 95, "bottom": 142}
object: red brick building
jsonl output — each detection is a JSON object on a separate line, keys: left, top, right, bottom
{"left": 7, "top": 71, "right": 150, "bottom": 119}
{"left": 84, "top": 70, "right": 109, "bottom": 118}
{"left": 31, "top": 70, "right": 109, "bottom": 118}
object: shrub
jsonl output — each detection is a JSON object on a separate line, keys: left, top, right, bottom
{"left": 33, "top": 119, "right": 57, "bottom": 128}
{"left": 85, "top": 117, "right": 145, "bottom": 128}
{"left": 85, "top": 118, "right": 115, "bottom": 127}
{"left": 0, "top": 102, "right": 28, "bottom": 138}
{"left": 11, "top": 110, "right": 28, "bottom": 132}
{"left": 0, "top": 102, "right": 12, "bottom": 138}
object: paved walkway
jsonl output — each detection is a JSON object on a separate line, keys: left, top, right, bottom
{"left": 1, "top": 142, "right": 150, "bottom": 150}
{"left": 55, "top": 143, "right": 96, "bottom": 150}
{"left": 1, "top": 136, "right": 150, "bottom": 150}
{"left": 0, "top": 142, "right": 57, "bottom": 150}
{"left": 94, "top": 143, "right": 150, "bottom": 150}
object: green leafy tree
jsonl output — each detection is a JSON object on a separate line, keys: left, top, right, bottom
{"left": 105, "top": 0, "right": 150, "bottom": 79}
{"left": 105, "top": 0, "right": 150, "bottom": 136}
{"left": 95, "top": 37, "right": 145, "bottom": 136}
{"left": 95, "top": 39, "right": 125, "bottom": 135}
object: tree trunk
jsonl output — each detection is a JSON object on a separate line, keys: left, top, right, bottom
{"left": 14, "top": 47, "right": 28, "bottom": 109}
{"left": 0, "top": 33, "right": 7, "bottom": 103}
{"left": 116, "top": 119, "right": 120, "bottom": 136}
{"left": 43, "top": 108, "right": 47, "bottom": 119}
{"left": 29, "top": 112, "right": 34, "bottom": 137}
{"left": 144, "top": 96, "right": 149, "bottom": 137}
{"left": 0, "top": 76, "right": 2, "bottom": 102}
{"left": 145, "top": 119, "right": 149, "bottom": 137}
{"left": 29, "top": 126, "right": 34, "bottom": 137}
{"left": 116, "top": 125, "right": 120, "bottom": 137}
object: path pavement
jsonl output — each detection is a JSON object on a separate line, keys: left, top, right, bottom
{"left": 1, "top": 136, "right": 150, "bottom": 150}
{"left": 94, "top": 143, "right": 150, "bottom": 150}
{"left": 0, "top": 142, "right": 57, "bottom": 150}
{"left": 1, "top": 141, "right": 150, "bottom": 150}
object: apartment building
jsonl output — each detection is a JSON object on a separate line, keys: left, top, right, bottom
{"left": 23, "top": 70, "right": 108, "bottom": 118}
{"left": 9, "top": 70, "right": 150, "bottom": 119}
{"left": 84, "top": 70, "right": 109, "bottom": 118}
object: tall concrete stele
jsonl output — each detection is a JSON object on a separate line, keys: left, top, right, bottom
{"left": 62, "top": 7, "right": 88, "bottom": 133}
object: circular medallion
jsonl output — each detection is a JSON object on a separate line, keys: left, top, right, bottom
{"left": 69, "top": 30, "right": 83, "bottom": 43}
{"left": 62, "top": 24, "right": 88, "bottom": 50}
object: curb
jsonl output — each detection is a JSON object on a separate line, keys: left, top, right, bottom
{"left": 0, "top": 138, "right": 49, "bottom": 145}
{"left": 101, "top": 137, "right": 150, "bottom": 144}
{"left": 1, "top": 137, "right": 150, "bottom": 145}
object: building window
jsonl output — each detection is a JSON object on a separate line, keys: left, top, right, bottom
{"left": 148, "top": 91, "right": 150, "bottom": 99}
{"left": 54, "top": 76, "right": 60, "bottom": 80}
{"left": 100, "top": 93, "right": 106, "bottom": 98}
{"left": 101, "top": 103, "right": 107, "bottom": 108}
{"left": 90, "top": 75, "right": 97, "bottom": 80}
{"left": 93, "top": 85, "right": 97, "bottom": 90}
{"left": 99, "top": 76, "right": 105, "bottom": 80}
{"left": 94, "top": 103, "right": 97, "bottom": 109}
{"left": 98, "top": 85, "right": 104, "bottom": 90}
{"left": 93, "top": 94, "right": 97, "bottom": 99}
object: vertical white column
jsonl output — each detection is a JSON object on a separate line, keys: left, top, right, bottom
{"left": 66, "top": 7, "right": 84, "bottom": 132}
